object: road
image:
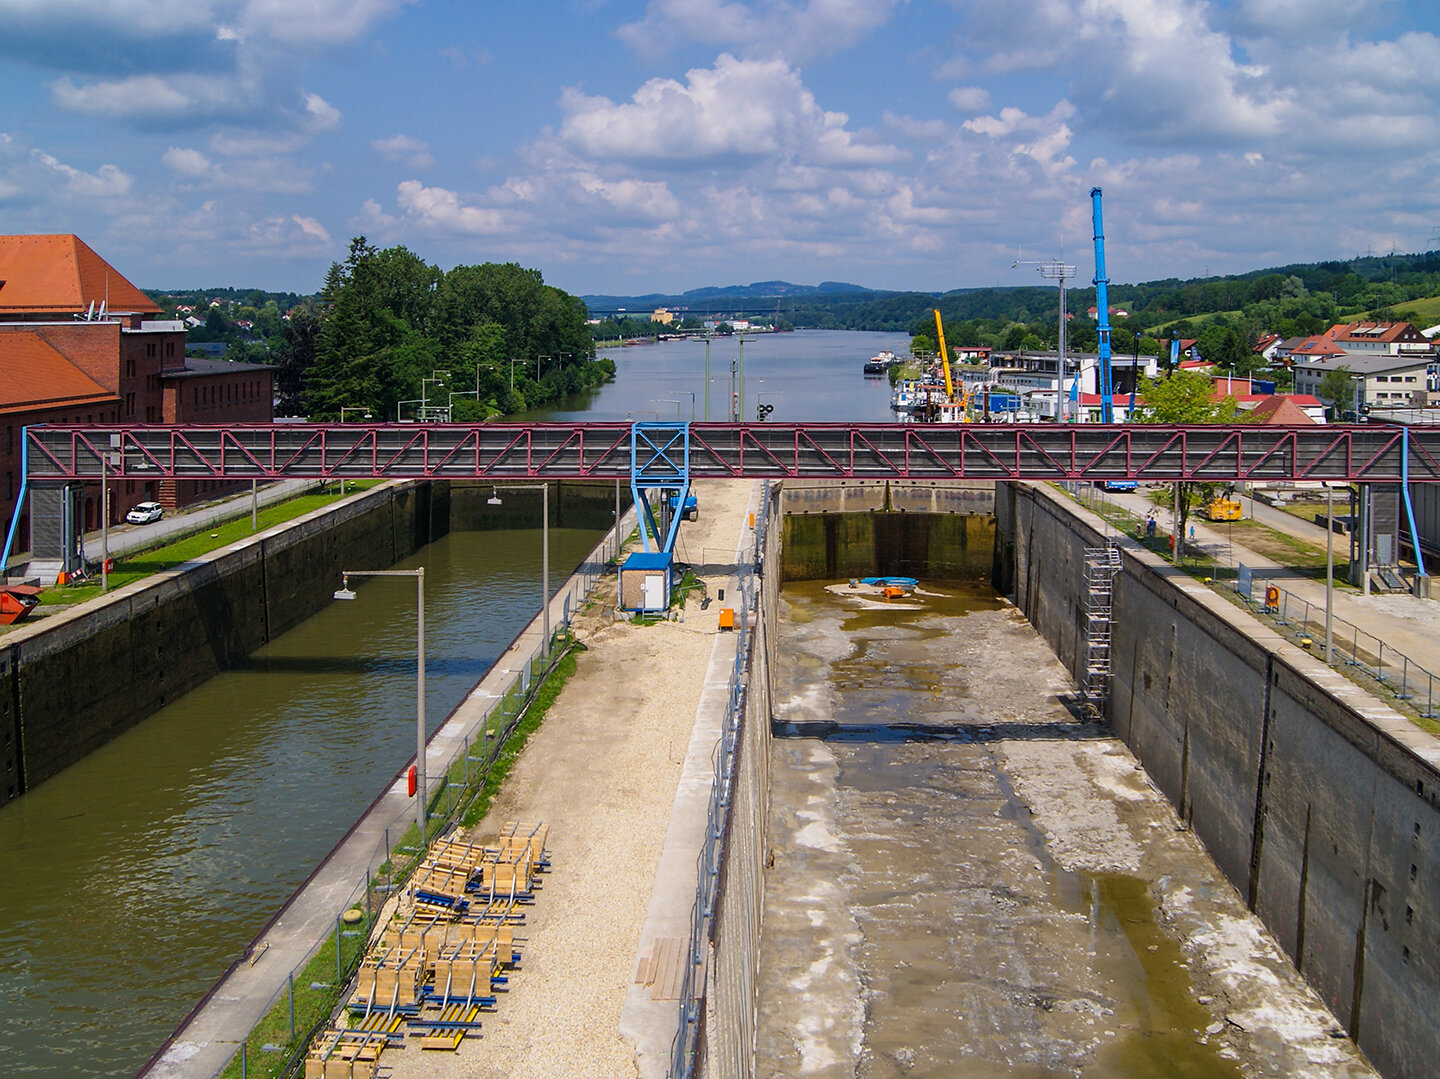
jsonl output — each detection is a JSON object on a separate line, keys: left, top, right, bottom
{"left": 5, "top": 479, "right": 326, "bottom": 575}
{"left": 1099, "top": 484, "right": 1440, "bottom": 679}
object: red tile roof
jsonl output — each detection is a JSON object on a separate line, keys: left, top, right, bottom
{"left": 0, "top": 234, "right": 161, "bottom": 316}
{"left": 0, "top": 330, "right": 116, "bottom": 414}
{"left": 1247, "top": 395, "right": 1318, "bottom": 425}
{"left": 1326, "top": 321, "right": 1424, "bottom": 344}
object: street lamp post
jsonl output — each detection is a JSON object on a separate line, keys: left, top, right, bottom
{"left": 669, "top": 391, "right": 695, "bottom": 421}
{"left": 450, "top": 391, "right": 478, "bottom": 420}
{"left": 487, "top": 485, "right": 550, "bottom": 654}
{"left": 333, "top": 567, "right": 427, "bottom": 838}
{"left": 339, "top": 407, "right": 372, "bottom": 423}
{"left": 1326, "top": 482, "right": 1336, "bottom": 664}
{"left": 654, "top": 398, "right": 682, "bottom": 421}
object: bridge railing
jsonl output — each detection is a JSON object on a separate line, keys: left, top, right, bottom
{"left": 1237, "top": 570, "right": 1440, "bottom": 720}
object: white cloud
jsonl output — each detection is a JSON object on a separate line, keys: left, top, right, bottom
{"left": 32, "top": 149, "right": 133, "bottom": 198}
{"left": 943, "top": 0, "right": 1440, "bottom": 154}
{"left": 6, "top": 0, "right": 397, "bottom": 141}
{"left": 163, "top": 146, "right": 213, "bottom": 177}
{"left": 239, "top": 0, "right": 414, "bottom": 44}
{"left": 396, "top": 181, "right": 507, "bottom": 235}
{"left": 162, "top": 144, "right": 314, "bottom": 192}
{"left": 303, "top": 93, "right": 341, "bottom": 131}
{"left": 947, "top": 86, "right": 991, "bottom": 113}
{"left": 372, "top": 134, "right": 434, "bottom": 169}
{"left": 559, "top": 54, "right": 903, "bottom": 167}
{"left": 290, "top": 214, "right": 329, "bottom": 241}
{"left": 51, "top": 74, "right": 215, "bottom": 118}
{"left": 617, "top": 0, "right": 905, "bottom": 63}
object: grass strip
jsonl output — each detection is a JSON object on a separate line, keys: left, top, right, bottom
{"left": 38, "top": 483, "right": 381, "bottom": 608}
{"left": 216, "top": 908, "right": 378, "bottom": 1079}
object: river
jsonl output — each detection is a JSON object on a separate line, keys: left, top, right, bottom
{"left": 0, "top": 526, "right": 604, "bottom": 1079}
{"left": 519, "top": 329, "right": 912, "bottom": 423}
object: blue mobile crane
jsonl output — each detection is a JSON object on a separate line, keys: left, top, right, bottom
{"left": 1092, "top": 186, "right": 1116, "bottom": 424}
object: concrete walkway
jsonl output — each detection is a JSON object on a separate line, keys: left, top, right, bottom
{"left": 1100, "top": 485, "right": 1440, "bottom": 676}
{"left": 141, "top": 508, "right": 634, "bottom": 1079}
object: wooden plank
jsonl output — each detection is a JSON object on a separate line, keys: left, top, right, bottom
{"left": 648, "top": 937, "right": 685, "bottom": 1001}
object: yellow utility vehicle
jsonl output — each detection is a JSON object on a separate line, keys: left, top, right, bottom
{"left": 1203, "top": 494, "right": 1244, "bottom": 521}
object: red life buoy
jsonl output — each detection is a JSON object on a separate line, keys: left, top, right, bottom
{"left": 407, "top": 765, "right": 417, "bottom": 797}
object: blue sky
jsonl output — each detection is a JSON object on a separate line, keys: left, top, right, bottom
{"left": 1, "top": 0, "right": 1436, "bottom": 297}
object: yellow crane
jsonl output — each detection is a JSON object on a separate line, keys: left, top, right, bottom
{"left": 931, "top": 309, "right": 971, "bottom": 420}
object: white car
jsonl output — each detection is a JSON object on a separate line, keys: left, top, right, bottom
{"left": 125, "top": 501, "right": 164, "bottom": 525}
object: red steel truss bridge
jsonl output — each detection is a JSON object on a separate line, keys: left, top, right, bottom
{"left": 22, "top": 421, "right": 1440, "bottom": 484}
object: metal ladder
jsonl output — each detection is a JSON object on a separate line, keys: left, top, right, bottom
{"left": 1082, "top": 545, "right": 1123, "bottom": 713}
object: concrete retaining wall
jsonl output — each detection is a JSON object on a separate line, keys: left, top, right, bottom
{"left": 448, "top": 479, "right": 629, "bottom": 533}
{"left": 996, "top": 480, "right": 1440, "bottom": 1079}
{"left": 2, "top": 482, "right": 438, "bottom": 803}
{"left": 701, "top": 484, "right": 779, "bottom": 1079}
{"left": 781, "top": 480, "right": 995, "bottom": 582}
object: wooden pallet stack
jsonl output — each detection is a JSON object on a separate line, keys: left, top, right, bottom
{"left": 302, "top": 820, "right": 553, "bottom": 1066}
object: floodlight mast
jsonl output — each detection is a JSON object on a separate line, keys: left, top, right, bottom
{"left": 1013, "top": 255, "right": 1079, "bottom": 420}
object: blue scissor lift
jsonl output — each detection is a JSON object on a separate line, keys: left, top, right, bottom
{"left": 619, "top": 422, "right": 693, "bottom": 612}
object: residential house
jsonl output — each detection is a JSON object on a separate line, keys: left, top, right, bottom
{"left": 1244, "top": 395, "right": 1324, "bottom": 425}
{"left": 1276, "top": 334, "right": 1346, "bottom": 366}
{"left": 1325, "top": 321, "right": 1432, "bottom": 359}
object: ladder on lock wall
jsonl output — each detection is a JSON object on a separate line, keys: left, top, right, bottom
{"left": 1082, "top": 545, "right": 1123, "bottom": 713}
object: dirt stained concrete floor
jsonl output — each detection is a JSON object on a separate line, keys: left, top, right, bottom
{"left": 382, "top": 478, "right": 758, "bottom": 1079}
{"left": 756, "top": 580, "right": 1378, "bottom": 1079}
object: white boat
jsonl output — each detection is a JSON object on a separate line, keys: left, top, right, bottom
{"left": 863, "top": 349, "right": 899, "bottom": 375}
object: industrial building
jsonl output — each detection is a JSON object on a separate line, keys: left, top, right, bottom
{"left": 0, "top": 235, "right": 272, "bottom": 550}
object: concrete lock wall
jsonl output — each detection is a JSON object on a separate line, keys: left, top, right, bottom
{"left": 781, "top": 480, "right": 996, "bottom": 582}
{"left": 447, "top": 479, "right": 630, "bottom": 533}
{"left": 701, "top": 484, "right": 780, "bottom": 1079}
{"left": 995, "top": 480, "right": 1440, "bottom": 1079}
{"left": 1, "top": 481, "right": 440, "bottom": 804}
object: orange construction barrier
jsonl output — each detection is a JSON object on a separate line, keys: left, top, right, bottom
{"left": 718, "top": 608, "right": 735, "bottom": 631}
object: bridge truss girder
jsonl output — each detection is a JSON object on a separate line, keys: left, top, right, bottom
{"left": 21, "top": 422, "right": 1440, "bottom": 484}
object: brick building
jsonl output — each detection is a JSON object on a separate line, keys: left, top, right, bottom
{"left": 0, "top": 234, "right": 273, "bottom": 548}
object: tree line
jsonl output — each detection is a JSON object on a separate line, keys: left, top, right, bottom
{"left": 263, "top": 238, "right": 611, "bottom": 420}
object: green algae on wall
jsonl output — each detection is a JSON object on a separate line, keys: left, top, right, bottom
{"left": 782, "top": 510, "right": 996, "bottom": 583}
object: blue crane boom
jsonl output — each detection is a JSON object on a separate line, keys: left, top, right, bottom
{"left": 1091, "top": 186, "right": 1115, "bottom": 424}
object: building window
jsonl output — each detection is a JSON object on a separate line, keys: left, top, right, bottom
{"left": 165, "top": 342, "right": 175, "bottom": 357}
{"left": 146, "top": 343, "right": 156, "bottom": 357}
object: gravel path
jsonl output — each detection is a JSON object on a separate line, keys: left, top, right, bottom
{"left": 386, "top": 479, "right": 758, "bottom": 1079}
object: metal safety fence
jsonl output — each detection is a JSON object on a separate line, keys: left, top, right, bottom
{"left": 142, "top": 515, "right": 633, "bottom": 1079}
{"left": 1236, "top": 567, "right": 1440, "bottom": 720}
{"left": 668, "top": 481, "right": 779, "bottom": 1079}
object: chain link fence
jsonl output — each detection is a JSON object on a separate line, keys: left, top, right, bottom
{"left": 145, "top": 516, "right": 632, "bottom": 1079}
{"left": 669, "top": 482, "right": 779, "bottom": 1079}
{"left": 1236, "top": 568, "right": 1439, "bottom": 720}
